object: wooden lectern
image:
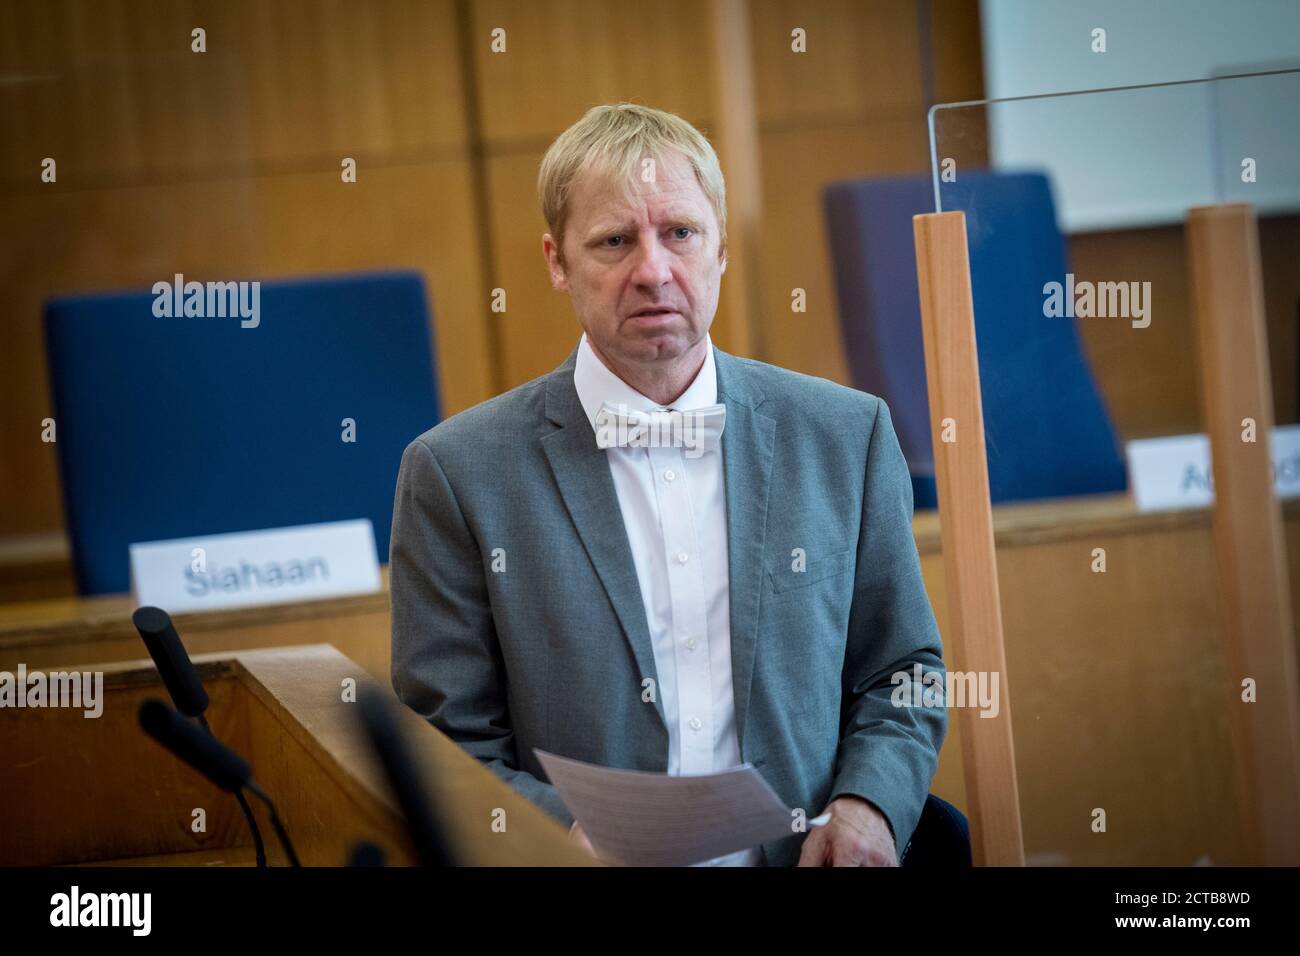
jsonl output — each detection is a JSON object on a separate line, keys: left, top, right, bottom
{"left": 0, "top": 644, "right": 597, "bottom": 866}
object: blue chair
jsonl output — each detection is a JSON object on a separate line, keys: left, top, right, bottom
{"left": 824, "top": 171, "right": 1127, "bottom": 508}
{"left": 44, "top": 271, "right": 441, "bottom": 595}
{"left": 902, "top": 794, "right": 971, "bottom": 868}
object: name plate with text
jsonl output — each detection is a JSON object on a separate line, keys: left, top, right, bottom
{"left": 1126, "top": 425, "right": 1300, "bottom": 512}
{"left": 130, "top": 519, "right": 381, "bottom": 612}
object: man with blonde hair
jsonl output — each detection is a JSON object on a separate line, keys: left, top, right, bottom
{"left": 391, "top": 103, "right": 947, "bottom": 867}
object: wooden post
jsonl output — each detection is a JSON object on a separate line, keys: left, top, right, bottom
{"left": 913, "top": 211, "right": 1025, "bottom": 866}
{"left": 1187, "top": 203, "right": 1300, "bottom": 865}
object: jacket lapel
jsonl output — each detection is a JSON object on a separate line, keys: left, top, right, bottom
{"left": 713, "top": 348, "right": 775, "bottom": 754}
{"left": 540, "top": 350, "right": 667, "bottom": 732}
{"left": 537, "top": 344, "right": 776, "bottom": 751}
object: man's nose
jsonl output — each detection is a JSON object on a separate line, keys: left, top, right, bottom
{"left": 629, "top": 236, "right": 673, "bottom": 288}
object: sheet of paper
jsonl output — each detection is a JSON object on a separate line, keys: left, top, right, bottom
{"left": 535, "top": 748, "right": 829, "bottom": 866}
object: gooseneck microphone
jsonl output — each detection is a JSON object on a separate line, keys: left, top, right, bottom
{"left": 139, "top": 698, "right": 250, "bottom": 790}
{"left": 132, "top": 605, "right": 266, "bottom": 866}
{"left": 348, "top": 841, "right": 386, "bottom": 867}
{"left": 139, "top": 699, "right": 300, "bottom": 867}
{"left": 132, "top": 606, "right": 208, "bottom": 716}
{"left": 357, "top": 684, "right": 455, "bottom": 866}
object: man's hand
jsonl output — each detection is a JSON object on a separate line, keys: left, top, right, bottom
{"left": 796, "top": 795, "right": 898, "bottom": 867}
{"left": 569, "top": 820, "right": 597, "bottom": 856}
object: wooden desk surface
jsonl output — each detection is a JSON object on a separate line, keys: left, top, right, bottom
{"left": 0, "top": 565, "right": 390, "bottom": 645}
{"left": 2, "top": 492, "right": 1268, "bottom": 644}
{"left": 0, "top": 566, "right": 393, "bottom": 675}
{"left": 911, "top": 490, "right": 1250, "bottom": 554}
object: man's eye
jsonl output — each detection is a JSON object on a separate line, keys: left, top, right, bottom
{"left": 672, "top": 227, "right": 694, "bottom": 240}
{"left": 603, "top": 235, "right": 625, "bottom": 247}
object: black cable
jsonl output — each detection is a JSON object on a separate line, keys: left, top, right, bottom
{"left": 198, "top": 712, "right": 267, "bottom": 867}
{"left": 248, "top": 782, "right": 301, "bottom": 867}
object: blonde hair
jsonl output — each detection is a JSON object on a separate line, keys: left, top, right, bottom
{"left": 538, "top": 103, "right": 727, "bottom": 263}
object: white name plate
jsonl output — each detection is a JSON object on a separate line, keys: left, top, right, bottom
{"left": 1126, "top": 425, "right": 1300, "bottom": 512}
{"left": 130, "top": 519, "right": 381, "bottom": 612}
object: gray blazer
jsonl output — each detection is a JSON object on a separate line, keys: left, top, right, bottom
{"left": 390, "top": 343, "right": 947, "bottom": 866}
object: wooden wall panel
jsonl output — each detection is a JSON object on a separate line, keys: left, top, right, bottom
{"left": 752, "top": 0, "right": 924, "bottom": 124}
{"left": 0, "top": 0, "right": 467, "bottom": 185}
{"left": 758, "top": 119, "right": 929, "bottom": 385}
{"left": 249, "top": 161, "right": 492, "bottom": 418}
{"left": 486, "top": 149, "right": 573, "bottom": 388}
{"left": 927, "top": 0, "right": 985, "bottom": 104}
{"left": 0, "top": 181, "right": 263, "bottom": 537}
{"left": 1071, "top": 215, "right": 1300, "bottom": 443}
{"left": 748, "top": 1, "right": 947, "bottom": 388}
{"left": 709, "top": 0, "right": 763, "bottom": 359}
{"left": 240, "top": 0, "right": 468, "bottom": 163}
{"left": 0, "top": 0, "right": 487, "bottom": 539}
{"left": 470, "top": 0, "right": 715, "bottom": 147}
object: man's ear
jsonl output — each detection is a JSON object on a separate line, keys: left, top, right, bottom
{"left": 719, "top": 242, "right": 728, "bottom": 275}
{"left": 542, "top": 233, "right": 569, "bottom": 290}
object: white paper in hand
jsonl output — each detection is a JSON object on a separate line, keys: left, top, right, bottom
{"left": 535, "top": 749, "right": 823, "bottom": 866}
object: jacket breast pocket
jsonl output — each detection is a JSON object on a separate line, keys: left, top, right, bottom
{"left": 767, "top": 548, "right": 855, "bottom": 594}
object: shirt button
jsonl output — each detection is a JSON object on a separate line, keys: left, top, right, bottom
{"left": 689, "top": 717, "right": 702, "bottom": 731}
{"left": 663, "top": 468, "right": 676, "bottom": 481}
{"left": 676, "top": 551, "right": 689, "bottom": 564}
{"left": 686, "top": 637, "right": 698, "bottom": 651}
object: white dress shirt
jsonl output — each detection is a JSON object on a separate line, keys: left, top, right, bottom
{"left": 573, "top": 332, "right": 760, "bottom": 867}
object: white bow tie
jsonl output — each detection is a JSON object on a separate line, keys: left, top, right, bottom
{"left": 593, "top": 401, "right": 726, "bottom": 457}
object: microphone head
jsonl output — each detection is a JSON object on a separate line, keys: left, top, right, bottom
{"left": 358, "top": 685, "right": 455, "bottom": 866}
{"left": 133, "top": 606, "right": 209, "bottom": 717}
{"left": 138, "top": 698, "right": 251, "bottom": 793}
{"left": 348, "top": 841, "right": 387, "bottom": 867}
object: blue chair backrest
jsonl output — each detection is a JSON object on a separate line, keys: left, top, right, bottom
{"left": 824, "top": 170, "right": 1127, "bottom": 508}
{"left": 44, "top": 271, "right": 441, "bottom": 595}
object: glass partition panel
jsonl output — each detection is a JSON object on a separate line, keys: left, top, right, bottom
{"left": 923, "top": 70, "right": 1300, "bottom": 865}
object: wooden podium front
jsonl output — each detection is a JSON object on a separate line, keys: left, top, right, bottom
{"left": 0, "top": 644, "right": 598, "bottom": 867}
